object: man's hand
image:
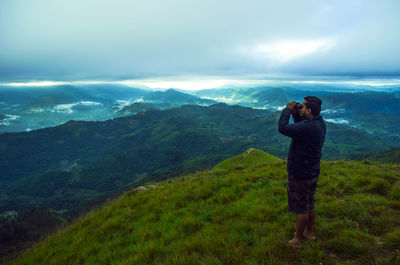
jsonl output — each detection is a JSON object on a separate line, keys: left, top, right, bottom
{"left": 286, "top": 101, "right": 298, "bottom": 111}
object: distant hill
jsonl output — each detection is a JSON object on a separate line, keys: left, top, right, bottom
{"left": 117, "top": 89, "right": 217, "bottom": 115}
{"left": 74, "top": 84, "right": 150, "bottom": 101}
{"left": 7, "top": 148, "right": 400, "bottom": 265}
{"left": 144, "top": 89, "right": 215, "bottom": 105}
{"left": 348, "top": 147, "right": 400, "bottom": 164}
{"left": 0, "top": 86, "right": 218, "bottom": 132}
{"left": 0, "top": 84, "right": 150, "bottom": 132}
{"left": 0, "top": 84, "right": 150, "bottom": 105}
{"left": 118, "top": 102, "right": 159, "bottom": 115}
{"left": 3, "top": 84, "right": 400, "bottom": 143}
{"left": 193, "top": 86, "right": 400, "bottom": 144}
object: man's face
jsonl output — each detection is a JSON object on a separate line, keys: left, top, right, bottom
{"left": 300, "top": 100, "right": 312, "bottom": 118}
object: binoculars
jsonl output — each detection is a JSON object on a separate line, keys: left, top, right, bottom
{"left": 290, "top": 103, "right": 303, "bottom": 116}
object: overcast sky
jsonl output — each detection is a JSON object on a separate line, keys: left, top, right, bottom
{"left": 0, "top": 0, "right": 399, "bottom": 82}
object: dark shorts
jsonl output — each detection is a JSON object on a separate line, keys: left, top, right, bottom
{"left": 287, "top": 174, "right": 318, "bottom": 214}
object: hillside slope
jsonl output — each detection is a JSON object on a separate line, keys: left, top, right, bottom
{"left": 9, "top": 149, "right": 400, "bottom": 265}
{"left": 348, "top": 147, "right": 400, "bottom": 164}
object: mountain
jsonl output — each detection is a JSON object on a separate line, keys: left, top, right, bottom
{"left": 0, "top": 84, "right": 150, "bottom": 133}
{"left": 193, "top": 86, "right": 400, "bottom": 144}
{"left": 117, "top": 89, "right": 217, "bottom": 115}
{"left": 192, "top": 86, "right": 334, "bottom": 109}
{"left": 74, "top": 84, "right": 150, "bottom": 101}
{"left": 3, "top": 83, "right": 400, "bottom": 143}
{"left": 0, "top": 103, "right": 395, "bottom": 218}
{"left": 7, "top": 149, "right": 400, "bottom": 265}
{"left": 118, "top": 102, "right": 159, "bottom": 115}
{"left": 322, "top": 91, "right": 400, "bottom": 142}
{"left": 0, "top": 84, "right": 150, "bottom": 106}
{"left": 143, "top": 89, "right": 216, "bottom": 106}
{"left": 0, "top": 86, "right": 217, "bottom": 133}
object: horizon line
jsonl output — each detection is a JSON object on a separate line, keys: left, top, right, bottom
{"left": 1, "top": 77, "right": 400, "bottom": 91}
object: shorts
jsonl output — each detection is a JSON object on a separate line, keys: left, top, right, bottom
{"left": 287, "top": 174, "right": 318, "bottom": 214}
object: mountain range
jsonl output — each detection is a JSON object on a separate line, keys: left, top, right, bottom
{"left": 193, "top": 86, "right": 400, "bottom": 144}
{"left": 0, "top": 85, "right": 215, "bottom": 133}
{"left": 2, "top": 84, "right": 400, "bottom": 146}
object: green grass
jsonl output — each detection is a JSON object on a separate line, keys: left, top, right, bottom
{"left": 9, "top": 149, "right": 400, "bottom": 265}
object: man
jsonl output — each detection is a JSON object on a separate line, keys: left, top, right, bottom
{"left": 278, "top": 96, "right": 326, "bottom": 248}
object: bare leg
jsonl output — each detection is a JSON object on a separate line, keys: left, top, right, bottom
{"left": 304, "top": 209, "right": 316, "bottom": 240}
{"left": 305, "top": 208, "right": 315, "bottom": 235}
{"left": 295, "top": 213, "right": 308, "bottom": 240}
{"left": 288, "top": 213, "right": 308, "bottom": 247}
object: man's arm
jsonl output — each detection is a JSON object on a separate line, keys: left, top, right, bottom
{"left": 278, "top": 107, "right": 308, "bottom": 139}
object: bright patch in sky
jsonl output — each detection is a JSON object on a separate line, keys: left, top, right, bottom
{"left": 5, "top": 81, "right": 68, "bottom": 86}
{"left": 248, "top": 38, "right": 336, "bottom": 63}
{"left": 1, "top": 77, "right": 400, "bottom": 91}
{"left": 4, "top": 80, "right": 103, "bottom": 87}
{"left": 120, "top": 80, "right": 233, "bottom": 91}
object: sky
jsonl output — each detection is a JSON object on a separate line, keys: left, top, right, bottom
{"left": 0, "top": 0, "right": 399, "bottom": 84}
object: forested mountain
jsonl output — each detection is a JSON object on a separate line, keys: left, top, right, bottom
{"left": 117, "top": 89, "right": 216, "bottom": 115}
{"left": 0, "top": 85, "right": 214, "bottom": 133}
{"left": 194, "top": 86, "right": 400, "bottom": 144}
{"left": 2, "top": 84, "right": 400, "bottom": 146}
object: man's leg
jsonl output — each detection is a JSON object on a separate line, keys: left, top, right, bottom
{"left": 305, "top": 208, "right": 315, "bottom": 235}
{"left": 304, "top": 177, "right": 318, "bottom": 239}
{"left": 303, "top": 208, "right": 317, "bottom": 240}
{"left": 288, "top": 212, "right": 308, "bottom": 247}
{"left": 295, "top": 213, "right": 308, "bottom": 240}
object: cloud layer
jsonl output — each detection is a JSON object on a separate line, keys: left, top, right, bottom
{"left": 0, "top": 0, "right": 399, "bottom": 81}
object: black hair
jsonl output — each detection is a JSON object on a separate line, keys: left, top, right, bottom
{"left": 304, "top": 96, "right": 322, "bottom": 115}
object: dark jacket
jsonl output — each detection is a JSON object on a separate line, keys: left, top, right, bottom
{"left": 278, "top": 108, "right": 326, "bottom": 179}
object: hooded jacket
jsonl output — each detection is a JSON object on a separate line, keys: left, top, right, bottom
{"left": 278, "top": 108, "right": 326, "bottom": 179}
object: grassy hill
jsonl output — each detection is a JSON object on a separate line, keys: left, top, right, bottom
{"left": 348, "top": 147, "right": 400, "bottom": 164}
{"left": 8, "top": 149, "right": 400, "bottom": 265}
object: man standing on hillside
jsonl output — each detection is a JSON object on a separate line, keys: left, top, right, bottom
{"left": 278, "top": 96, "right": 326, "bottom": 248}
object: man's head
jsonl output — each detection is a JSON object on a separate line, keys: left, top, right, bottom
{"left": 300, "top": 96, "right": 322, "bottom": 118}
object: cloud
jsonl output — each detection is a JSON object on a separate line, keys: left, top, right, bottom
{"left": 325, "top": 118, "right": 349, "bottom": 125}
{"left": 0, "top": 0, "right": 399, "bottom": 81}
{"left": 241, "top": 38, "right": 336, "bottom": 64}
{"left": 0, "top": 115, "right": 20, "bottom": 126}
{"left": 51, "top": 101, "right": 102, "bottom": 114}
